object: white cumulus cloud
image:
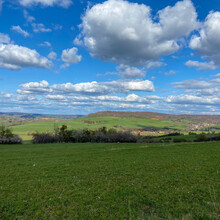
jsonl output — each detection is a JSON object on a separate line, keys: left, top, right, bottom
{"left": 14, "top": 79, "right": 156, "bottom": 113}
{"left": 52, "top": 80, "right": 155, "bottom": 95}
{"left": 61, "top": 47, "right": 82, "bottom": 68}
{"left": 18, "top": 80, "right": 52, "bottom": 94}
{"left": 18, "top": 79, "right": 155, "bottom": 96}
{"left": 81, "top": 0, "right": 198, "bottom": 65}
{"left": 0, "top": 44, "right": 53, "bottom": 70}
{"left": 48, "top": 51, "right": 57, "bottom": 60}
{"left": 188, "top": 11, "right": 220, "bottom": 69}
{"left": 32, "top": 23, "right": 51, "bottom": 33}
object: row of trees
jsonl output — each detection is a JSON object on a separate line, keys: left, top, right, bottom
{"left": 32, "top": 125, "right": 140, "bottom": 143}
{"left": 32, "top": 125, "right": 220, "bottom": 144}
{"left": 1, "top": 124, "right": 220, "bottom": 144}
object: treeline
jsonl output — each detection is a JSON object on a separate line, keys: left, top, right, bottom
{"left": 32, "top": 126, "right": 220, "bottom": 144}
{"left": 32, "top": 125, "right": 140, "bottom": 144}
{"left": 1, "top": 124, "right": 220, "bottom": 144}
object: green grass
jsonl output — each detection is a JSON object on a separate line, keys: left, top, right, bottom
{"left": 10, "top": 116, "right": 188, "bottom": 141}
{"left": 0, "top": 142, "right": 219, "bottom": 219}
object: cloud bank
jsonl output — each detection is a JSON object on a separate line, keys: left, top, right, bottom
{"left": 18, "top": 0, "right": 72, "bottom": 8}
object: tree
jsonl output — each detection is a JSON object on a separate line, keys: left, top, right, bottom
{"left": 0, "top": 125, "right": 13, "bottom": 138}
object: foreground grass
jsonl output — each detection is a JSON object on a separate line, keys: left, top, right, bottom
{"left": 0, "top": 142, "right": 219, "bottom": 219}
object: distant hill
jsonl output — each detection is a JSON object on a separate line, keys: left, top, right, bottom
{"left": 88, "top": 111, "right": 220, "bottom": 122}
{"left": 0, "top": 112, "right": 84, "bottom": 120}
{"left": 2, "top": 111, "right": 220, "bottom": 141}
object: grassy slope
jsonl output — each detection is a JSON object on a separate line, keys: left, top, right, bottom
{"left": 10, "top": 116, "right": 187, "bottom": 140}
{"left": 0, "top": 142, "right": 219, "bottom": 219}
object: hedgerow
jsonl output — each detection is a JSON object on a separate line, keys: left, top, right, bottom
{"left": 32, "top": 126, "right": 139, "bottom": 144}
{"left": 32, "top": 125, "right": 220, "bottom": 144}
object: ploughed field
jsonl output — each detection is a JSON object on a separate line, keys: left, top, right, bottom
{"left": 0, "top": 142, "right": 219, "bottom": 219}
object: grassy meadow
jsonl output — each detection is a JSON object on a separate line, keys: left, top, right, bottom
{"left": 0, "top": 142, "right": 219, "bottom": 219}
{"left": 9, "top": 116, "right": 188, "bottom": 141}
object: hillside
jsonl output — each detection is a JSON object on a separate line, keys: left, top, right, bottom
{"left": 0, "top": 112, "right": 83, "bottom": 120}
{"left": 1, "top": 111, "right": 220, "bottom": 141}
{"left": 88, "top": 111, "right": 220, "bottom": 122}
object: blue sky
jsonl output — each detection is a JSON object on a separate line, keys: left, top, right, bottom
{"left": 0, "top": 0, "right": 220, "bottom": 115}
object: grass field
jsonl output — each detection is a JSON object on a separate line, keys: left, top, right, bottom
{"left": 0, "top": 142, "right": 219, "bottom": 219}
{"left": 9, "top": 116, "right": 188, "bottom": 141}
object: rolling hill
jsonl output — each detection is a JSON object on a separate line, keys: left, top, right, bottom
{"left": 1, "top": 111, "right": 220, "bottom": 141}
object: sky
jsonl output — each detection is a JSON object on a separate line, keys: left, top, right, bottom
{"left": 0, "top": 0, "right": 220, "bottom": 115}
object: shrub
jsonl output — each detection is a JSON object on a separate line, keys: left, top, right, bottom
{"left": 189, "top": 132, "right": 196, "bottom": 135}
{"left": 32, "top": 132, "right": 61, "bottom": 144}
{"left": 168, "top": 132, "right": 181, "bottom": 136}
{"left": 106, "top": 131, "right": 137, "bottom": 143}
{"left": 205, "top": 135, "right": 220, "bottom": 142}
{"left": 173, "top": 138, "right": 187, "bottom": 143}
{"left": 194, "top": 133, "right": 206, "bottom": 142}
{"left": 0, "top": 134, "right": 22, "bottom": 144}
{"left": 159, "top": 132, "right": 181, "bottom": 138}
{"left": 161, "top": 137, "right": 172, "bottom": 143}
{"left": 0, "top": 125, "right": 22, "bottom": 144}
